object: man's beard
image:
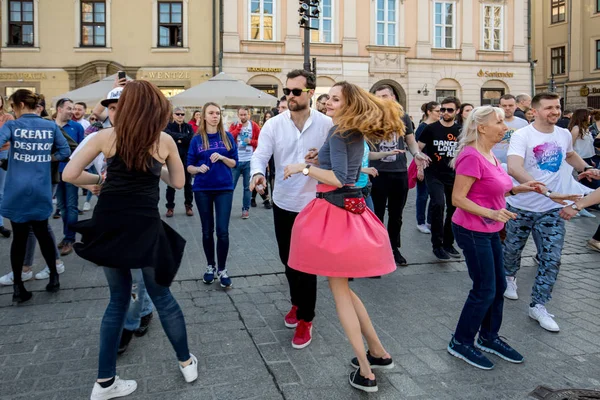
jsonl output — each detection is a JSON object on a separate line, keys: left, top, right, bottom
{"left": 288, "top": 100, "right": 308, "bottom": 112}
{"left": 443, "top": 115, "right": 455, "bottom": 122}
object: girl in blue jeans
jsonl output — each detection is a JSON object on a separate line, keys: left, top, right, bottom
{"left": 187, "top": 102, "right": 238, "bottom": 289}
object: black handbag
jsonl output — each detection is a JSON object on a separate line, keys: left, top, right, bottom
{"left": 316, "top": 187, "right": 367, "bottom": 214}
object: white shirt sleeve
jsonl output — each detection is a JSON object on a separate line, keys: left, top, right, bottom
{"left": 71, "top": 132, "right": 104, "bottom": 171}
{"left": 507, "top": 127, "right": 528, "bottom": 159}
{"left": 250, "top": 119, "right": 275, "bottom": 177}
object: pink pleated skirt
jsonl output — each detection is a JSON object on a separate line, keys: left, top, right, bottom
{"left": 288, "top": 184, "right": 396, "bottom": 278}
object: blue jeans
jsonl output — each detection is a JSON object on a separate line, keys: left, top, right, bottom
{"left": 86, "top": 165, "right": 97, "bottom": 202}
{"left": 232, "top": 161, "right": 251, "bottom": 211}
{"left": 503, "top": 205, "right": 565, "bottom": 306}
{"left": 124, "top": 269, "right": 154, "bottom": 331}
{"left": 99, "top": 267, "right": 190, "bottom": 379}
{"left": 365, "top": 195, "right": 374, "bottom": 211}
{"left": 416, "top": 179, "right": 431, "bottom": 225}
{"left": 452, "top": 224, "right": 505, "bottom": 345}
{"left": 0, "top": 149, "right": 8, "bottom": 228}
{"left": 194, "top": 191, "right": 233, "bottom": 270}
{"left": 56, "top": 174, "right": 79, "bottom": 243}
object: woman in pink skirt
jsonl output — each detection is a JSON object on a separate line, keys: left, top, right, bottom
{"left": 283, "top": 81, "right": 402, "bottom": 393}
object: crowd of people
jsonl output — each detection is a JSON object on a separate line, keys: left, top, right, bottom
{"left": 1, "top": 69, "right": 600, "bottom": 398}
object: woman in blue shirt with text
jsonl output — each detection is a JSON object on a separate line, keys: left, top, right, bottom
{"left": 188, "top": 102, "right": 238, "bottom": 289}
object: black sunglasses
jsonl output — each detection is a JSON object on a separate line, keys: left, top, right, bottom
{"left": 174, "top": 113, "right": 185, "bottom": 116}
{"left": 440, "top": 107, "right": 455, "bottom": 113}
{"left": 56, "top": 98, "right": 72, "bottom": 107}
{"left": 283, "top": 88, "right": 311, "bottom": 96}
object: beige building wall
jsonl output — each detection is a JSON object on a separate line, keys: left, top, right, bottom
{"left": 0, "top": 0, "right": 216, "bottom": 104}
{"left": 532, "top": 0, "right": 600, "bottom": 109}
{"left": 223, "top": 0, "right": 532, "bottom": 120}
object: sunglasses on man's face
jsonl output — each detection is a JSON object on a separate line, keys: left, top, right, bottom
{"left": 283, "top": 88, "right": 311, "bottom": 96}
{"left": 174, "top": 113, "right": 185, "bottom": 116}
{"left": 440, "top": 108, "right": 455, "bottom": 113}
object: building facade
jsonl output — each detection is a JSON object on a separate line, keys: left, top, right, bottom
{"left": 223, "top": 0, "right": 532, "bottom": 119}
{"left": 532, "top": 0, "right": 600, "bottom": 110}
{"left": 0, "top": 0, "right": 218, "bottom": 105}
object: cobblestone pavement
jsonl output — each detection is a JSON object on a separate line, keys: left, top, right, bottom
{"left": 1, "top": 185, "right": 600, "bottom": 399}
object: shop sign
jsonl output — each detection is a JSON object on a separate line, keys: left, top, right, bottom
{"left": 247, "top": 67, "right": 282, "bottom": 73}
{"left": 144, "top": 71, "right": 190, "bottom": 80}
{"left": 252, "top": 84, "right": 278, "bottom": 96}
{"left": 477, "top": 69, "right": 514, "bottom": 78}
{"left": 0, "top": 72, "right": 47, "bottom": 80}
{"left": 579, "top": 85, "right": 600, "bottom": 97}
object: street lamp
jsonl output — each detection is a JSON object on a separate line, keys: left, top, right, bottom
{"left": 298, "top": 0, "right": 320, "bottom": 73}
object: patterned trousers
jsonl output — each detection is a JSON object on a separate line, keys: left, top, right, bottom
{"left": 503, "top": 205, "right": 565, "bottom": 306}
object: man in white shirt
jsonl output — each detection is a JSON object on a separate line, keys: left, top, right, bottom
{"left": 504, "top": 92, "right": 599, "bottom": 332}
{"left": 73, "top": 102, "right": 91, "bottom": 130}
{"left": 250, "top": 69, "right": 332, "bottom": 350}
{"left": 492, "top": 94, "right": 529, "bottom": 163}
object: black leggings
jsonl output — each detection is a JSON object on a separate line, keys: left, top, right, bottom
{"left": 11, "top": 220, "right": 57, "bottom": 285}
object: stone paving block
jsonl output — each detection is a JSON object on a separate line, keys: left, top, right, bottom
{"left": 268, "top": 361, "right": 301, "bottom": 384}
{"left": 386, "top": 372, "right": 427, "bottom": 397}
{"left": 0, "top": 365, "right": 19, "bottom": 381}
{"left": 257, "top": 343, "right": 290, "bottom": 363}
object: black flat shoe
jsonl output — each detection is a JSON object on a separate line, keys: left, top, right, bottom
{"left": 349, "top": 370, "right": 378, "bottom": 393}
{"left": 118, "top": 329, "right": 134, "bottom": 354}
{"left": 13, "top": 283, "right": 32, "bottom": 303}
{"left": 0, "top": 226, "right": 11, "bottom": 238}
{"left": 134, "top": 313, "right": 153, "bottom": 337}
{"left": 46, "top": 273, "right": 60, "bottom": 293}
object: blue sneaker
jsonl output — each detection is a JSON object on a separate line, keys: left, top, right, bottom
{"left": 447, "top": 336, "right": 494, "bottom": 370}
{"left": 217, "top": 269, "right": 232, "bottom": 289}
{"left": 475, "top": 336, "right": 524, "bottom": 364}
{"left": 203, "top": 266, "right": 215, "bottom": 284}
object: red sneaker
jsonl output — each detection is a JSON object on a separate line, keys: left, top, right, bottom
{"left": 284, "top": 305, "right": 298, "bottom": 328}
{"left": 292, "top": 320, "right": 313, "bottom": 349}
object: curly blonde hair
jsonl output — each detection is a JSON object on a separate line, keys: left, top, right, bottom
{"left": 332, "top": 81, "right": 404, "bottom": 142}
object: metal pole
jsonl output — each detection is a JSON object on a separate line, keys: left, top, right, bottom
{"left": 303, "top": 0, "right": 311, "bottom": 72}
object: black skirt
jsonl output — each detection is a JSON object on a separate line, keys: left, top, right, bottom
{"left": 71, "top": 194, "right": 186, "bottom": 287}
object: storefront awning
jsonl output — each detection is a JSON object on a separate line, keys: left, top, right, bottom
{"left": 170, "top": 72, "right": 278, "bottom": 108}
{"left": 51, "top": 73, "right": 133, "bottom": 108}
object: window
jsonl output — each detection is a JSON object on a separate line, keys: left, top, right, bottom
{"left": 158, "top": 1, "right": 182, "bottom": 47}
{"left": 482, "top": 4, "right": 503, "bottom": 51}
{"left": 481, "top": 88, "right": 505, "bottom": 106}
{"left": 250, "top": 0, "right": 274, "bottom": 41}
{"left": 433, "top": 1, "right": 454, "bottom": 49}
{"left": 597, "top": 40, "right": 600, "bottom": 70}
{"left": 597, "top": 0, "right": 600, "bottom": 13}
{"left": 311, "top": 0, "right": 332, "bottom": 43}
{"left": 551, "top": 0, "right": 565, "bottom": 24}
{"left": 8, "top": 1, "right": 34, "bottom": 46}
{"left": 551, "top": 46, "right": 566, "bottom": 75}
{"left": 436, "top": 89, "right": 455, "bottom": 104}
{"left": 81, "top": 1, "right": 105, "bottom": 47}
{"left": 376, "top": 0, "right": 396, "bottom": 46}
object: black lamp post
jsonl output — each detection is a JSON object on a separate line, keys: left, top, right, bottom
{"left": 299, "top": 0, "right": 320, "bottom": 73}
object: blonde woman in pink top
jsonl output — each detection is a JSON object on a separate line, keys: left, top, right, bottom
{"left": 446, "top": 106, "right": 544, "bottom": 370}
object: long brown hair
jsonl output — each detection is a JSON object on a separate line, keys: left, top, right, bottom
{"left": 198, "top": 102, "right": 232, "bottom": 151}
{"left": 568, "top": 108, "right": 591, "bottom": 139}
{"left": 332, "top": 81, "right": 404, "bottom": 142}
{"left": 113, "top": 80, "right": 171, "bottom": 171}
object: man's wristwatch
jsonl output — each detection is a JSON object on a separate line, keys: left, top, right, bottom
{"left": 544, "top": 190, "right": 553, "bottom": 198}
{"left": 302, "top": 164, "right": 311, "bottom": 176}
{"left": 571, "top": 204, "right": 581, "bottom": 211}
{"left": 584, "top": 165, "right": 594, "bottom": 172}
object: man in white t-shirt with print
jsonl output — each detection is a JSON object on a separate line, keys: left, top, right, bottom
{"left": 492, "top": 94, "right": 529, "bottom": 163}
{"left": 504, "top": 92, "right": 600, "bottom": 332}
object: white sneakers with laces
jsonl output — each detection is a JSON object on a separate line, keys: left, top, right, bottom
{"left": 417, "top": 224, "right": 431, "bottom": 234}
{"left": 179, "top": 354, "right": 198, "bottom": 383}
{"left": 90, "top": 376, "right": 137, "bottom": 400}
{"left": 35, "top": 262, "right": 65, "bottom": 280}
{"left": 83, "top": 201, "right": 92, "bottom": 211}
{"left": 0, "top": 270, "right": 33, "bottom": 286}
{"left": 529, "top": 304, "right": 560, "bottom": 332}
{"left": 504, "top": 276, "right": 518, "bottom": 300}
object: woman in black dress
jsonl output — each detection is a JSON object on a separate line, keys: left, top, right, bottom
{"left": 63, "top": 80, "right": 197, "bottom": 400}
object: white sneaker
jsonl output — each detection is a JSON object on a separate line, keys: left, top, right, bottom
{"left": 529, "top": 304, "right": 560, "bottom": 332}
{"left": 504, "top": 276, "right": 518, "bottom": 300}
{"left": 83, "top": 202, "right": 91, "bottom": 211}
{"left": 90, "top": 376, "right": 137, "bottom": 400}
{"left": 52, "top": 197, "right": 57, "bottom": 205}
{"left": 417, "top": 224, "right": 431, "bottom": 234}
{"left": 0, "top": 270, "right": 33, "bottom": 286}
{"left": 35, "top": 262, "right": 65, "bottom": 280}
{"left": 179, "top": 354, "right": 198, "bottom": 383}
